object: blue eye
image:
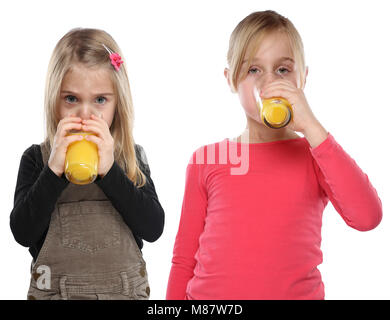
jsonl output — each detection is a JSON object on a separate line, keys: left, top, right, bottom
{"left": 248, "top": 67, "right": 260, "bottom": 74}
{"left": 95, "top": 96, "right": 106, "bottom": 104}
{"left": 65, "top": 95, "right": 77, "bottom": 103}
{"left": 277, "top": 67, "right": 289, "bottom": 75}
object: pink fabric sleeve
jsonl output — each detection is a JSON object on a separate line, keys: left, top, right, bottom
{"left": 166, "top": 158, "right": 207, "bottom": 299}
{"left": 310, "top": 133, "right": 382, "bottom": 231}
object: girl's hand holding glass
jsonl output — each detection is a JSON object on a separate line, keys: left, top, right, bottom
{"left": 48, "top": 114, "right": 84, "bottom": 177}
{"left": 260, "top": 79, "right": 317, "bottom": 134}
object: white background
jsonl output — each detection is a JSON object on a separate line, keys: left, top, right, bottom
{"left": 0, "top": 0, "right": 389, "bottom": 300}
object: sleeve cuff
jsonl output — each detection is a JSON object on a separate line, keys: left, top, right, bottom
{"left": 43, "top": 164, "right": 69, "bottom": 190}
{"left": 94, "top": 161, "right": 122, "bottom": 187}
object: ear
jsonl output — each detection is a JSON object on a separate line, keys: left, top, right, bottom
{"left": 224, "top": 68, "right": 234, "bottom": 92}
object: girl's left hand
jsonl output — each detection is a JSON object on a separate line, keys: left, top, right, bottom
{"left": 81, "top": 114, "right": 114, "bottom": 178}
{"left": 260, "top": 79, "right": 317, "bottom": 134}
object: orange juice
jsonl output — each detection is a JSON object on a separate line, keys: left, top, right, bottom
{"left": 65, "top": 132, "right": 98, "bottom": 185}
{"left": 260, "top": 97, "right": 292, "bottom": 129}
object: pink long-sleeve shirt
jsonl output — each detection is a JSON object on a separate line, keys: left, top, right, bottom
{"left": 166, "top": 133, "right": 382, "bottom": 300}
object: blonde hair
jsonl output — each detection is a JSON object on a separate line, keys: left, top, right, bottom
{"left": 227, "top": 10, "right": 306, "bottom": 92}
{"left": 44, "top": 28, "right": 146, "bottom": 187}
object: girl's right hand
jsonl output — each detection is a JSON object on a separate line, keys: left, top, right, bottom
{"left": 48, "top": 114, "right": 84, "bottom": 177}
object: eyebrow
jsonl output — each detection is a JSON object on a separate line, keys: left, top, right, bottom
{"left": 243, "top": 57, "right": 295, "bottom": 64}
{"left": 61, "top": 90, "right": 115, "bottom": 96}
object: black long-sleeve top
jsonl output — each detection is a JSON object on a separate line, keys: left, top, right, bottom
{"left": 10, "top": 143, "right": 165, "bottom": 262}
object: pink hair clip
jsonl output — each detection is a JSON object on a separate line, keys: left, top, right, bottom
{"left": 102, "top": 43, "right": 123, "bottom": 71}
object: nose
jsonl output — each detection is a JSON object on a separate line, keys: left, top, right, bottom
{"left": 78, "top": 104, "right": 93, "bottom": 120}
{"left": 258, "top": 71, "right": 282, "bottom": 91}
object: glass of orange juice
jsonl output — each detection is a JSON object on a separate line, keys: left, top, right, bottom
{"left": 65, "top": 131, "right": 98, "bottom": 185}
{"left": 254, "top": 88, "right": 293, "bottom": 129}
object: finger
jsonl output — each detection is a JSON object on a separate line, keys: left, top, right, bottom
{"left": 261, "top": 81, "right": 295, "bottom": 93}
{"left": 262, "top": 81, "right": 295, "bottom": 92}
{"left": 83, "top": 115, "right": 108, "bottom": 130}
{"left": 265, "top": 79, "right": 295, "bottom": 87}
{"left": 81, "top": 124, "right": 105, "bottom": 138}
{"left": 261, "top": 90, "right": 297, "bottom": 105}
{"left": 262, "top": 86, "right": 296, "bottom": 99}
{"left": 59, "top": 114, "right": 82, "bottom": 123}
{"left": 91, "top": 113, "right": 104, "bottom": 122}
{"left": 81, "top": 120, "right": 110, "bottom": 138}
{"left": 82, "top": 114, "right": 103, "bottom": 124}
{"left": 57, "top": 116, "right": 82, "bottom": 131}
{"left": 58, "top": 122, "right": 83, "bottom": 137}
{"left": 81, "top": 117, "right": 109, "bottom": 130}
{"left": 84, "top": 133, "right": 103, "bottom": 147}
{"left": 261, "top": 89, "right": 291, "bottom": 99}
{"left": 81, "top": 118, "right": 104, "bottom": 127}
{"left": 59, "top": 134, "right": 84, "bottom": 151}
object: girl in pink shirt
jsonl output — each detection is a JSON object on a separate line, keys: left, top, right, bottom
{"left": 166, "top": 10, "right": 382, "bottom": 300}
